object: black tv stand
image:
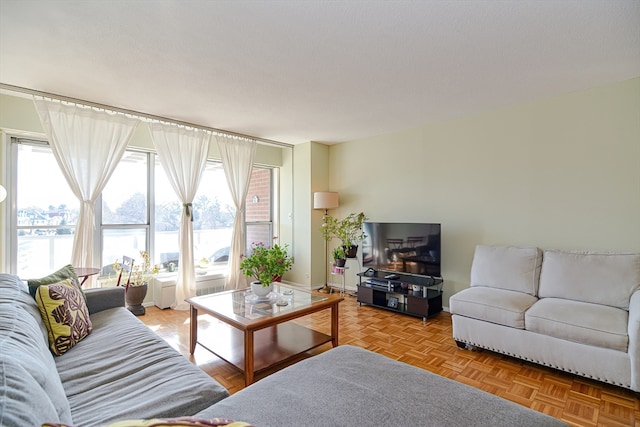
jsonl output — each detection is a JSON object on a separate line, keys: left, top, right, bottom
{"left": 356, "top": 270, "right": 443, "bottom": 321}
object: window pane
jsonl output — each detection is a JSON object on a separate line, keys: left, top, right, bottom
{"left": 17, "top": 234, "right": 75, "bottom": 279}
{"left": 154, "top": 160, "right": 235, "bottom": 268}
{"left": 101, "top": 228, "right": 148, "bottom": 276}
{"left": 245, "top": 168, "right": 271, "bottom": 222}
{"left": 247, "top": 223, "right": 273, "bottom": 248}
{"left": 16, "top": 142, "right": 78, "bottom": 278}
{"left": 102, "top": 151, "right": 148, "bottom": 225}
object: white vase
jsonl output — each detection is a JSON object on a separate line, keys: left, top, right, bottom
{"left": 251, "top": 281, "right": 273, "bottom": 297}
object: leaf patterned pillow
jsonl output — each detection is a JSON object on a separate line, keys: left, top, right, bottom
{"left": 35, "top": 278, "right": 92, "bottom": 356}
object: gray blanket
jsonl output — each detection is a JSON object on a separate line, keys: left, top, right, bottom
{"left": 56, "top": 307, "right": 229, "bottom": 426}
{"left": 197, "top": 345, "right": 567, "bottom": 427}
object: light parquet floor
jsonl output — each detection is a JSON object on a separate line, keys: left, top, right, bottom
{"left": 140, "top": 291, "right": 639, "bottom": 427}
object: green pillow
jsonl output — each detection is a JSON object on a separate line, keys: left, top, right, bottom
{"left": 28, "top": 264, "right": 80, "bottom": 298}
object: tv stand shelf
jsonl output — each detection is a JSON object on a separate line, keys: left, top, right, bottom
{"left": 356, "top": 270, "right": 443, "bottom": 321}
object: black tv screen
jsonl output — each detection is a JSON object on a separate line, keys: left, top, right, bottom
{"left": 362, "top": 222, "right": 441, "bottom": 278}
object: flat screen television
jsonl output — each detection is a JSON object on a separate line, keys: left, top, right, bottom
{"left": 362, "top": 222, "right": 441, "bottom": 278}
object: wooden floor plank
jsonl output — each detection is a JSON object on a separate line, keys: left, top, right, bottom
{"left": 140, "top": 292, "right": 639, "bottom": 426}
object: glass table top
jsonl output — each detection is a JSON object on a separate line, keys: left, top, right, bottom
{"left": 187, "top": 283, "right": 328, "bottom": 321}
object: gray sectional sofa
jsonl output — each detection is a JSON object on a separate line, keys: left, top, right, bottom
{"left": 449, "top": 245, "right": 640, "bottom": 392}
{"left": 1, "top": 272, "right": 567, "bottom": 427}
{"left": 0, "top": 273, "right": 229, "bottom": 426}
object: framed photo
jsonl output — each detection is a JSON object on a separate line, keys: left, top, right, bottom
{"left": 387, "top": 297, "right": 399, "bottom": 308}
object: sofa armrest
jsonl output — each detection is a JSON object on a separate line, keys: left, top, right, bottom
{"left": 85, "top": 287, "right": 125, "bottom": 314}
{"left": 628, "top": 289, "right": 640, "bottom": 391}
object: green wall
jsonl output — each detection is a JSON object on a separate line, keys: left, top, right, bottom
{"left": 328, "top": 78, "right": 640, "bottom": 304}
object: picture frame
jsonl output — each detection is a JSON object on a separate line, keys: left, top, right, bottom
{"left": 387, "top": 297, "right": 398, "bottom": 308}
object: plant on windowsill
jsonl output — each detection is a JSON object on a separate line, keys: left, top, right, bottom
{"left": 240, "top": 243, "right": 293, "bottom": 296}
{"left": 113, "top": 250, "right": 159, "bottom": 316}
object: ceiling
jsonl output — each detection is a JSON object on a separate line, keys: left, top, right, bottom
{"left": 1, "top": 1, "right": 639, "bottom": 146}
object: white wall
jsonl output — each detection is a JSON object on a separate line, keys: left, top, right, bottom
{"left": 328, "top": 78, "right": 640, "bottom": 304}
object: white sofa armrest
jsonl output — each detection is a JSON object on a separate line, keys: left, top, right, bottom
{"left": 629, "top": 289, "right": 640, "bottom": 391}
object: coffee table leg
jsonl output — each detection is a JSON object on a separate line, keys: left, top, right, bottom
{"left": 331, "top": 303, "right": 339, "bottom": 347}
{"left": 244, "top": 330, "right": 255, "bottom": 386}
{"left": 189, "top": 305, "right": 197, "bottom": 354}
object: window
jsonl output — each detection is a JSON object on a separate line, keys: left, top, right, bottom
{"left": 13, "top": 139, "right": 78, "bottom": 278}
{"left": 9, "top": 137, "right": 275, "bottom": 279}
{"left": 153, "top": 159, "right": 236, "bottom": 270}
{"left": 100, "top": 150, "right": 150, "bottom": 277}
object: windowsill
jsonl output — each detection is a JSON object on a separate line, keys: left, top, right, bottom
{"left": 154, "top": 266, "right": 228, "bottom": 282}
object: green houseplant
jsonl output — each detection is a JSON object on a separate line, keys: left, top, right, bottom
{"left": 240, "top": 243, "right": 293, "bottom": 290}
{"left": 332, "top": 246, "right": 347, "bottom": 267}
{"left": 113, "top": 250, "right": 159, "bottom": 316}
{"left": 321, "top": 212, "right": 367, "bottom": 257}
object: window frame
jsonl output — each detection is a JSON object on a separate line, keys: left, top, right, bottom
{"left": 7, "top": 136, "right": 276, "bottom": 278}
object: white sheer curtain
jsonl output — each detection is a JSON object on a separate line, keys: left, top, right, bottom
{"left": 216, "top": 135, "right": 256, "bottom": 290}
{"left": 150, "top": 122, "right": 210, "bottom": 310}
{"left": 33, "top": 98, "right": 139, "bottom": 277}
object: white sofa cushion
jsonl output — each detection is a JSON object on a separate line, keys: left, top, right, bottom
{"left": 470, "top": 245, "right": 543, "bottom": 295}
{"left": 539, "top": 250, "right": 640, "bottom": 310}
{"left": 526, "top": 298, "right": 628, "bottom": 352}
{"left": 449, "top": 287, "right": 538, "bottom": 329}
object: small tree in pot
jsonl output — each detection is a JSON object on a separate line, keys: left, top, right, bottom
{"left": 321, "top": 212, "right": 367, "bottom": 258}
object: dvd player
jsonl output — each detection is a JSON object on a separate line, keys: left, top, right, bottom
{"left": 365, "top": 279, "right": 400, "bottom": 291}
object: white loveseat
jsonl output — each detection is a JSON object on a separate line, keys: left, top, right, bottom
{"left": 449, "top": 245, "right": 640, "bottom": 392}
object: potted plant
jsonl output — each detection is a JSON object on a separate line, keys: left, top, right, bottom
{"left": 322, "top": 212, "right": 367, "bottom": 258}
{"left": 240, "top": 243, "right": 293, "bottom": 296}
{"left": 113, "top": 250, "right": 159, "bottom": 316}
{"left": 332, "top": 246, "right": 347, "bottom": 267}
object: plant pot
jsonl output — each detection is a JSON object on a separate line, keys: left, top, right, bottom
{"left": 344, "top": 245, "right": 358, "bottom": 258}
{"left": 335, "top": 258, "right": 346, "bottom": 267}
{"left": 250, "top": 281, "right": 273, "bottom": 297}
{"left": 125, "top": 283, "right": 148, "bottom": 316}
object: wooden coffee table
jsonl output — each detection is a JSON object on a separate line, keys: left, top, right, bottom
{"left": 186, "top": 284, "right": 343, "bottom": 385}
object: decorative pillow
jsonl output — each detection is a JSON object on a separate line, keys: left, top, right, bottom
{"left": 35, "top": 278, "right": 92, "bottom": 356}
{"left": 42, "top": 418, "right": 253, "bottom": 427}
{"left": 28, "top": 264, "right": 80, "bottom": 297}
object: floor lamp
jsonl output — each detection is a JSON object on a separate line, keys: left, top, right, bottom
{"left": 314, "top": 191, "right": 339, "bottom": 294}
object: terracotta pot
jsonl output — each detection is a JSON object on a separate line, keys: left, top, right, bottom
{"left": 125, "top": 283, "right": 148, "bottom": 316}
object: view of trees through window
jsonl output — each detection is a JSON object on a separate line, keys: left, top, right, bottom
{"left": 12, "top": 138, "right": 274, "bottom": 279}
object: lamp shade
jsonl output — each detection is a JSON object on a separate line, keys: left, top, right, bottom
{"left": 313, "top": 192, "right": 339, "bottom": 210}
{"left": 0, "top": 185, "right": 6, "bottom": 203}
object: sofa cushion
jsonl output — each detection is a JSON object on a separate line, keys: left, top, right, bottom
{"left": 27, "top": 264, "right": 81, "bottom": 298}
{"left": 526, "top": 298, "right": 628, "bottom": 352}
{"left": 56, "top": 307, "right": 229, "bottom": 427}
{"left": 35, "top": 278, "right": 93, "bottom": 356}
{"left": 470, "top": 245, "right": 543, "bottom": 296}
{"left": 539, "top": 250, "right": 640, "bottom": 310}
{"left": 449, "top": 287, "right": 538, "bottom": 329}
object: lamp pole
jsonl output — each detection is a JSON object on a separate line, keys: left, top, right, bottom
{"left": 313, "top": 192, "right": 339, "bottom": 293}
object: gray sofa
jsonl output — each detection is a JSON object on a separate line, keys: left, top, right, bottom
{"left": 1, "top": 272, "right": 566, "bottom": 427}
{"left": 449, "top": 245, "right": 640, "bottom": 392}
{"left": 0, "top": 273, "right": 229, "bottom": 427}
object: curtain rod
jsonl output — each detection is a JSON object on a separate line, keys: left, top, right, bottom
{"left": 0, "top": 83, "right": 294, "bottom": 149}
